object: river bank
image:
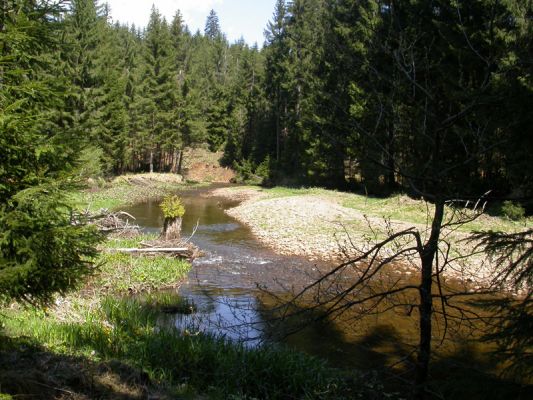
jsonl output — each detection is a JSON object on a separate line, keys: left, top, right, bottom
{"left": 208, "top": 186, "right": 529, "bottom": 289}
{"left": 0, "top": 176, "right": 360, "bottom": 400}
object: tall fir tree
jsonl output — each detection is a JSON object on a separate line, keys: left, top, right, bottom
{"left": 135, "top": 7, "right": 177, "bottom": 172}
{"left": 204, "top": 9, "right": 221, "bottom": 40}
{"left": 0, "top": 0, "right": 101, "bottom": 306}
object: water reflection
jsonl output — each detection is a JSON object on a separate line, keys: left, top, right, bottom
{"left": 172, "top": 286, "right": 265, "bottom": 347}
{"left": 121, "top": 187, "right": 422, "bottom": 367}
{"left": 121, "top": 187, "right": 474, "bottom": 371}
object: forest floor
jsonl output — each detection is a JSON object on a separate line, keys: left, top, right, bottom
{"left": 208, "top": 186, "right": 531, "bottom": 289}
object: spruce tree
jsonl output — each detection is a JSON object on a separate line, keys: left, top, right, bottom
{"left": 136, "top": 7, "right": 176, "bottom": 172}
{"left": 204, "top": 9, "right": 221, "bottom": 40}
{"left": 264, "top": 0, "right": 289, "bottom": 168}
{"left": 0, "top": 0, "right": 101, "bottom": 306}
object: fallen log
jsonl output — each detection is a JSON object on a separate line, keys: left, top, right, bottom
{"left": 109, "top": 248, "right": 190, "bottom": 253}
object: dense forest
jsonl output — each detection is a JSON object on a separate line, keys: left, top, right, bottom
{"left": 1, "top": 1, "right": 532, "bottom": 398}
{"left": 3, "top": 0, "right": 531, "bottom": 199}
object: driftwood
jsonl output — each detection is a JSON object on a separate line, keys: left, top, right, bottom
{"left": 110, "top": 248, "right": 189, "bottom": 253}
{"left": 72, "top": 209, "right": 141, "bottom": 237}
{"left": 107, "top": 242, "right": 199, "bottom": 260}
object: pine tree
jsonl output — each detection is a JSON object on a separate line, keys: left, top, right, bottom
{"left": 136, "top": 7, "right": 177, "bottom": 172}
{"left": 204, "top": 9, "right": 221, "bottom": 40}
{"left": 0, "top": 0, "right": 101, "bottom": 306}
{"left": 264, "top": 0, "right": 290, "bottom": 170}
{"left": 92, "top": 22, "right": 130, "bottom": 174}
{"left": 63, "top": 0, "right": 106, "bottom": 142}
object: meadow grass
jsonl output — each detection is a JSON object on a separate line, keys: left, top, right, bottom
{"left": 238, "top": 185, "right": 530, "bottom": 233}
{"left": 70, "top": 173, "right": 203, "bottom": 213}
{"left": 2, "top": 296, "right": 354, "bottom": 399}
{"left": 91, "top": 234, "right": 191, "bottom": 293}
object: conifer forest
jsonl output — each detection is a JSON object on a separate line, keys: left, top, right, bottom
{"left": 1, "top": 0, "right": 532, "bottom": 399}
{"left": 3, "top": 0, "right": 531, "bottom": 195}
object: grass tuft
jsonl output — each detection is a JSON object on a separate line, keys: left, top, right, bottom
{"left": 2, "top": 296, "right": 354, "bottom": 399}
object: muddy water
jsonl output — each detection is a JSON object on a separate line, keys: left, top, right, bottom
{"left": 122, "top": 187, "right": 461, "bottom": 369}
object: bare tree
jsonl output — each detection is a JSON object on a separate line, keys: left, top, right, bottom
{"left": 262, "top": 1, "right": 530, "bottom": 397}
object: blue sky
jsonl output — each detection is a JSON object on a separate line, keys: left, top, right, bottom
{"left": 104, "top": 0, "right": 278, "bottom": 47}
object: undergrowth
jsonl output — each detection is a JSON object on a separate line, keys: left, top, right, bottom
{"left": 2, "top": 296, "right": 358, "bottom": 399}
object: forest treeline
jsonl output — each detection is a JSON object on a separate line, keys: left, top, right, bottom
{"left": 1, "top": 1, "right": 532, "bottom": 394}
{"left": 2, "top": 0, "right": 532, "bottom": 200}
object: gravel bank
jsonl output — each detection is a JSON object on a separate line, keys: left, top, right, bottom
{"left": 209, "top": 187, "right": 419, "bottom": 261}
{"left": 208, "top": 187, "right": 517, "bottom": 292}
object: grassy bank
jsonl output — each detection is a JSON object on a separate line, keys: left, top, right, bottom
{"left": 2, "top": 296, "right": 355, "bottom": 399}
{"left": 1, "top": 176, "right": 371, "bottom": 399}
{"left": 72, "top": 173, "right": 204, "bottom": 212}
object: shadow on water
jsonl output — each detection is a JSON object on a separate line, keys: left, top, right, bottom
{"left": 120, "top": 186, "right": 533, "bottom": 399}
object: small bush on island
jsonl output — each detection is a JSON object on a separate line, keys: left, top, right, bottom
{"left": 160, "top": 195, "right": 186, "bottom": 219}
{"left": 160, "top": 195, "right": 185, "bottom": 240}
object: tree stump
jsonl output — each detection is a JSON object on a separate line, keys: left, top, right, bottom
{"left": 162, "top": 216, "right": 182, "bottom": 241}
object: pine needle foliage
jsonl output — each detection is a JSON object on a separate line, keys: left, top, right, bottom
{"left": 0, "top": 0, "right": 102, "bottom": 306}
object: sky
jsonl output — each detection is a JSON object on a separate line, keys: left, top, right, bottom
{"left": 103, "top": 0, "right": 278, "bottom": 47}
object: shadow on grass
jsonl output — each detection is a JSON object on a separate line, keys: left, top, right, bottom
{"left": 5, "top": 293, "right": 531, "bottom": 400}
{"left": 0, "top": 336, "right": 167, "bottom": 399}
{"left": 1, "top": 295, "right": 346, "bottom": 399}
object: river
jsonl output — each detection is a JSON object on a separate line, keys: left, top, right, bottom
{"left": 122, "top": 186, "right": 486, "bottom": 372}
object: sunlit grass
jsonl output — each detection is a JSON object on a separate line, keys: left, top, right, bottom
{"left": 93, "top": 234, "right": 191, "bottom": 293}
{"left": 234, "top": 185, "right": 529, "bottom": 233}
{"left": 2, "top": 296, "right": 350, "bottom": 399}
{"left": 69, "top": 174, "right": 204, "bottom": 213}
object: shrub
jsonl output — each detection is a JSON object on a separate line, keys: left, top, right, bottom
{"left": 160, "top": 195, "right": 185, "bottom": 219}
{"left": 501, "top": 201, "right": 525, "bottom": 221}
{"left": 255, "top": 156, "right": 270, "bottom": 180}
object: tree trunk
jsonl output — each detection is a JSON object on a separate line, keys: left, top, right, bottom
{"left": 161, "top": 217, "right": 182, "bottom": 241}
{"left": 149, "top": 149, "right": 154, "bottom": 173}
{"left": 177, "top": 149, "right": 183, "bottom": 174}
{"left": 414, "top": 199, "right": 444, "bottom": 399}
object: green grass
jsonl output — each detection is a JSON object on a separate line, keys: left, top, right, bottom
{"left": 95, "top": 235, "right": 191, "bottom": 293}
{"left": 68, "top": 182, "right": 167, "bottom": 212}
{"left": 341, "top": 194, "right": 531, "bottom": 233}
{"left": 70, "top": 176, "right": 201, "bottom": 213}
{"left": 2, "top": 296, "right": 355, "bottom": 399}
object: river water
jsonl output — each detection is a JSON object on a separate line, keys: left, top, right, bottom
{"left": 122, "top": 186, "right": 470, "bottom": 370}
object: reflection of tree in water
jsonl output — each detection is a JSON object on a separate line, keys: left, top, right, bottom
{"left": 173, "top": 286, "right": 265, "bottom": 346}
{"left": 255, "top": 285, "right": 418, "bottom": 370}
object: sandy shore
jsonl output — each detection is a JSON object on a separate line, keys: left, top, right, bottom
{"left": 207, "top": 186, "right": 516, "bottom": 291}
{"left": 208, "top": 187, "right": 422, "bottom": 261}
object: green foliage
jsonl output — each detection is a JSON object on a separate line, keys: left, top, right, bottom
{"left": 232, "top": 159, "right": 254, "bottom": 182}
{"left": 75, "top": 146, "right": 105, "bottom": 180}
{"left": 255, "top": 156, "right": 271, "bottom": 180}
{"left": 0, "top": 1, "right": 102, "bottom": 306}
{"left": 5, "top": 296, "right": 348, "bottom": 399}
{"left": 160, "top": 195, "right": 185, "bottom": 219}
{"left": 98, "top": 252, "right": 190, "bottom": 292}
{"left": 0, "top": 181, "right": 103, "bottom": 306}
{"left": 500, "top": 201, "right": 526, "bottom": 221}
